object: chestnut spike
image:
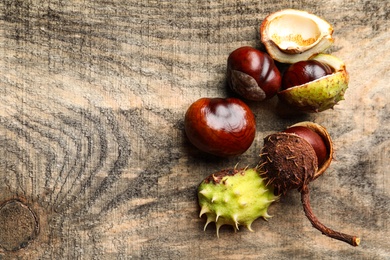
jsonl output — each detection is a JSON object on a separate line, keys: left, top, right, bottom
{"left": 204, "top": 216, "right": 213, "bottom": 231}
{"left": 262, "top": 212, "right": 272, "bottom": 220}
{"left": 199, "top": 206, "right": 210, "bottom": 218}
{"left": 246, "top": 222, "right": 254, "bottom": 232}
{"left": 233, "top": 215, "right": 239, "bottom": 230}
{"left": 216, "top": 223, "right": 222, "bottom": 238}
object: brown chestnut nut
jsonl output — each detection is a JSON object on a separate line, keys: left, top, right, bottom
{"left": 227, "top": 46, "right": 281, "bottom": 101}
{"left": 283, "top": 125, "right": 327, "bottom": 166}
{"left": 288, "top": 121, "right": 334, "bottom": 179}
{"left": 184, "top": 97, "right": 256, "bottom": 157}
{"left": 281, "top": 60, "right": 333, "bottom": 90}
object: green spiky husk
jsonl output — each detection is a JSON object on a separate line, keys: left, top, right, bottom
{"left": 198, "top": 168, "right": 278, "bottom": 236}
{"left": 278, "top": 70, "right": 348, "bottom": 112}
{"left": 278, "top": 54, "right": 349, "bottom": 113}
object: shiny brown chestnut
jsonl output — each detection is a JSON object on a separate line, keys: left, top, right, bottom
{"left": 227, "top": 46, "right": 281, "bottom": 101}
{"left": 281, "top": 60, "right": 333, "bottom": 90}
{"left": 283, "top": 125, "right": 327, "bottom": 166}
{"left": 184, "top": 97, "right": 256, "bottom": 157}
{"left": 285, "top": 121, "right": 333, "bottom": 180}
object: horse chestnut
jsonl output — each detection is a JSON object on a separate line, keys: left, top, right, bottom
{"left": 281, "top": 60, "right": 333, "bottom": 90}
{"left": 277, "top": 54, "right": 349, "bottom": 113}
{"left": 227, "top": 46, "right": 281, "bottom": 101}
{"left": 260, "top": 122, "right": 360, "bottom": 246}
{"left": 283, "top": 125, "right": 327, "bottom": 166}
{"left": 184, "top": 97, "right": 256, "bottom": 157}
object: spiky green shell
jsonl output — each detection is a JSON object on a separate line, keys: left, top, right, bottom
{"left": 278, "top": 54, "right": 349, "bottom": 113}
{"left": 198, "top": 168, "right": 277, "bottom": 236}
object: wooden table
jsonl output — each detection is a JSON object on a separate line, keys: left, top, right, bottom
{"left": 0, "top": 1, "right": 389, "bottom": 259}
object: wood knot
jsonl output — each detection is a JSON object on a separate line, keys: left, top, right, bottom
{"left": 0, "top": 199, "right": 39, "bottom": 252}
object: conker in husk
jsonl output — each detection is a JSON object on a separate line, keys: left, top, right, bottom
{"left": 184, "top": 97, "right": 256, "bottom": 157}
{"left": 227, "top": 46, "right": 281, "bottom": 101}
{"left": 283, "top": 125, "right": 328, "bottom": 166}
{"left": 259, "top": 122, "right": 360, "bottom": 246}
{"left": 277, "top": 54, "right": 349, "bottom": 113}
{"left": 281, "top": 60, "right": 333, "bottom": 90}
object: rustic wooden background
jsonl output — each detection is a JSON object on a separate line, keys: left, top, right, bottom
{"left": 0, "top": 0, "right": 389, "bottom": 259}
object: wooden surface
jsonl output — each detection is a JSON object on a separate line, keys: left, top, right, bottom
{"left": 0, "top": 0, "right": 389, "bottom": 259}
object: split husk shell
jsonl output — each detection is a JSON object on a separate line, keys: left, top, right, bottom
{"left": 288, "top": 121, "right": 333, "bottom": 180}
{"left": 260, "top": 121, "right": 333, "bottom": 194}
{"left": 260, "top": 9, "right": 334, "bottom": 64}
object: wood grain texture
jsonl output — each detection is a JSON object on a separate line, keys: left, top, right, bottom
{"left": 0, "top": 0, "right": 389, "bottom": 259}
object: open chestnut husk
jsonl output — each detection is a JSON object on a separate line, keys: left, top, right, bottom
{"left": 261, "top": 121, "right": 333, "bottom": 188}
{"left": 287, "top": 121, "right": 333, "bottom": 180}
{"left": 260, "top": 9, "right": 334, "bottom": 64}
{"left": 261, "top": 131, "right": 318, "bottom": 193}
{"left": 277, "top": 54, "right": 349, "bottom": 113}
{"left": 259, "top": 122, "right": 360, "bottom": 246}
